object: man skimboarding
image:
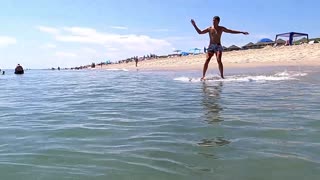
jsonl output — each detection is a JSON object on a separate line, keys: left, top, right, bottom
{"left": 191, "top": 16, "right": 249, "bottom": 80}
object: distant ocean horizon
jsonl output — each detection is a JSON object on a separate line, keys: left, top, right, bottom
{"left": 0, "top": 66, "right": 319, "bottom": 180}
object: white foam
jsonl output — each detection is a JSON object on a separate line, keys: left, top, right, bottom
{"left": 173, "top": 77, "right": 198, "bottom": 82}
{"left": 174, "top": 71, "right": 308, "bottom": 83}
{"left": 290, "top": 72, "right": 307, "bottom": 77}
{"left": 222, "top": 75, "right": 292, "bottom": 82}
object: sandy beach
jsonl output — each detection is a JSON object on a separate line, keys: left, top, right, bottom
{"left": 99, "top": 43, "right": 320, "bottom": 71}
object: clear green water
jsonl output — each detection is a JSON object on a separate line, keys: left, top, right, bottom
{"left": 0, "top": 67, "right": 319, "bottom": 180}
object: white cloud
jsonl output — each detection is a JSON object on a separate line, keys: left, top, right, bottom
{"left": 37, "top": 26, "right": 60, "bottom": 34}
{"left": 37, "top": 26, "right": 173, "bottom": 61}
{"left": 106, "top": 47, "right": 119, "bottom": 52}
{"left": 55, "top": 51, "right": 77, "bottom": 58}
{"left": 63, "top": 27, "right": 97, "bottom": 35}
{"left": 110, "top": 26, "right": 128, "bottom": 30}
{"left": 82, "top": 47, "right": 97, "bottom": 54}
{"left": 0, "top": 36, "right": 17, "bottom": 47}
{"left": 43, "top": 43, "right": 57, "bottom": 49}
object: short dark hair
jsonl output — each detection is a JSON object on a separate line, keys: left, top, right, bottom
{"left": 213, "top": 16, "right": 220, "bottom": 22}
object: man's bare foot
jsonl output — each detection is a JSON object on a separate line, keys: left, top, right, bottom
{"left": 200, "top": 77, "right": 206, "bottom": 81}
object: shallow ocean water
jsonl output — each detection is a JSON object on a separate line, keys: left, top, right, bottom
{"left": 0, "top": 67, "right": 319, "bottom": 180}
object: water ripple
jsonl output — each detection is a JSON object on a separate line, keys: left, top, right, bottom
{"left": 0, "top": 69, "right": 319, "bottom": 179}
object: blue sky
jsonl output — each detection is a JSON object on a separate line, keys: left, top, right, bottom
{"left": 0, "top": 0, "right": 319, "bottom": 69}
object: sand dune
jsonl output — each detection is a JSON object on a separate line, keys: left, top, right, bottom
{"left": 100, "top": 43, "right": 320, "bottom": 71}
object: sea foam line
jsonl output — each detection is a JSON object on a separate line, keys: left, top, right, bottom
{"left": 174, "top": 71, "right": 307, "bottom": 83}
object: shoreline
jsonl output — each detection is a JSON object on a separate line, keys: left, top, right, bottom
{"left": 96, "top": 43, "right": 320, "bottom": 71}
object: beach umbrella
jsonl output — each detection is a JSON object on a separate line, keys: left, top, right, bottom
{"left": 228, "top": 45, "right": 241, "bottom": 51}
{"left": 294, "top": 37, "right": 308, "bottom": 43}
{"left": 181, "top": 52, "right": 189, "bottom": 56}
{"left": 190, "top": 48, "right": 201, "bottom": 54}
{"left": 244, "top": 42, "right": 254, "bottom": 46}
{"left": 242, "top": 42, "right": 254, "bottom": 49}
{"left": 276, "top": 39, "right": 286, "bottom": 44}
{"left": 256, "top": 38, "right": 274, "bottom": 46}
{"left": 222, "top": 46, "right": 229, "bottom": 51}
{"left": 173, "top": 50, "right": 182, "bottom": 55}
{"left": 258, "top": 38, "right": 273, "bottom": 43}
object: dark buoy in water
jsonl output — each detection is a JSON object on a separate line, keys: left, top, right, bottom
{"left": 14, "top": 64, "right": 24, "bottom": 74}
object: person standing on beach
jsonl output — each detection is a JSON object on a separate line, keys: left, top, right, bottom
{"left": 191, "top": 16, "right": 249, "bottom": 79}
{"left": 135, "top": 56, "right": 138, "bottom": 67}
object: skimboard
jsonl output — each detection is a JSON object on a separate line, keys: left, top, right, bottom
{"left": 188, "top": 76, "right": 222, "bottom": 82}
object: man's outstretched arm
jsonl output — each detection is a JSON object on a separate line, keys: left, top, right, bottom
{"left": 191, "top": 19, "right": 209, "bottom": 34}
{"left": 222, "top": 27, "right": 249, "bottom": 35}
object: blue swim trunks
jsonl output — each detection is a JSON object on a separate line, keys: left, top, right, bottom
{"left": 207, "top": 44, "right": 223, "bottom": 53}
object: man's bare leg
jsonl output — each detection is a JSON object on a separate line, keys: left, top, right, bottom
{"left": 201, "top": 53, "right": 213, "bottom": 80}
{"left": 216, "top": 51, "right": 224, "bottom": 78}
